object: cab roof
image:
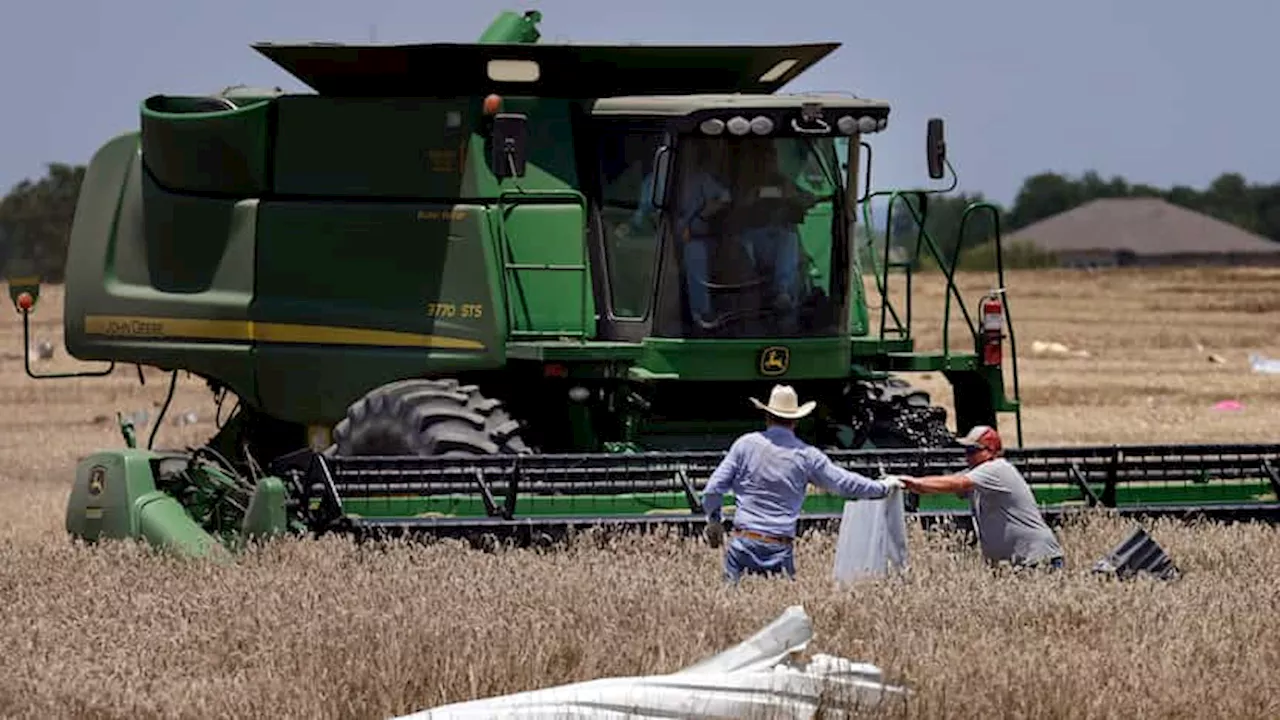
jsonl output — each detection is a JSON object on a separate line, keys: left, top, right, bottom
{"left": 590, "top": 93, "right": 891, "bottom": 117}
{"left": 251, "top": 40, "right": 840, "bottom": 97}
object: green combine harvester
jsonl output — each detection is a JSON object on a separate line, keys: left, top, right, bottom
{"left": 8, "top": 10, "right": 1279, "bottom": 558}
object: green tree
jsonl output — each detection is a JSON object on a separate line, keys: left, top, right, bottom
{"left": 0, "top": 163, "right": 86, "bottom": 282}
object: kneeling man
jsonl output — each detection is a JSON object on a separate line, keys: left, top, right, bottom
{"left": 898, "top": 425, "right": 1064, "bottom": 570}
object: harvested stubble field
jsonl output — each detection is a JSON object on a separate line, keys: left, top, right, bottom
{"left": 3, "top": 267, "right": 1280, "bottom": 719}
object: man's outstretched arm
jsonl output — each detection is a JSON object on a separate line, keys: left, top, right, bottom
{"left": 809, "top": 451, "right": 899, "bottom": 499}
{"left": 900, "top": 473, "right": 973, "bottom": 495}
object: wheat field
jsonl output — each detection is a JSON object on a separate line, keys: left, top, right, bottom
{"left": 2, "top": 268, "right": 1280, "bottom": 719}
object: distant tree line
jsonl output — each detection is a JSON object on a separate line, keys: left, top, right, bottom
{"left": 0, "top": 163, "right": 85, "bottom": 282}
{"left": 884, "top": 170, "right": 1280, "bottom": 270}
{"left": 2, "top": 161, "right": 1279, "bottom": 281}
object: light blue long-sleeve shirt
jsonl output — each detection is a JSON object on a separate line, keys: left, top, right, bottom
{"left": 631, "top": 171, "right": 731, "bottom": 237}
{"left": 701, "top": 425, "right": 890, "bottom": 538}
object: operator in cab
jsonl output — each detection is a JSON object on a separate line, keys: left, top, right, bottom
{"left": 895, "top": 425, "right": 1065, "bottom": 571}
{"left": 724, "top": 139, "right": 812, "bottom": 329}
{"left": 623, "top": 141, "right": 731, "bottom": 332}
{"left": 700, "top": 384, "right": 904, "bottom": 583}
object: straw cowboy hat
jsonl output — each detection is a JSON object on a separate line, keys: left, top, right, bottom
{"left": 750, "top": 384, "right": 817, "bottom": 420}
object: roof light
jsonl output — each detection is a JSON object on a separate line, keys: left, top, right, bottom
{"left": 700, "top": 118, "right": 725, "bottom": 135}
{"left": 487, "top": 59, "right": 540, "bottom": 82}
{"left": 837, "top": 116, "right": 858, "bottom": 134}
{"left": 856, "top": 116, "right": 877, "bottom": 133}
{"left": 726, "top": 116, "right": 751, "bottom": 136}
{"left": 877, "top": 117, "right": 888, "bottom": 130}
{"left": 749, "top": 116, "right": 774, "bottom": 135}
{"left": 758, "top": 59, "right": 798, "bottom": 83}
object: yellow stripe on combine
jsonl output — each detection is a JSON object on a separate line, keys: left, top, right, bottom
{"left": 82, "top": 315, "right": 485, "bottom": 350}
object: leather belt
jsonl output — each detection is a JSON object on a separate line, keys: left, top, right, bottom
{"left": 732, "top": 529, "right": 794, "bottom": 546}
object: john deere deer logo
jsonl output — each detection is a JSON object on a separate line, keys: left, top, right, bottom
{"left": 759, "top": 346, "right": 790, "bottom": 376}
{"left": 87, "top": 466, "right": 106, "bottom": 496}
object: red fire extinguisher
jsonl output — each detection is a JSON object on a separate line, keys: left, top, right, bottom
{"left": 979, "top": 292, "right": 1004, "bottom": 366}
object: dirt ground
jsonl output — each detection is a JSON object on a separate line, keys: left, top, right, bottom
{"left": 1, "top": 268, "right": 1279, "bottom": 719}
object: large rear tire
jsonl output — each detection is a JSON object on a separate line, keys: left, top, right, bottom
{"left": 331, "top": 378, "right": 530, "bottom": 457}
{"left": 850, "top": 377, "right": 957, "bottom": 449}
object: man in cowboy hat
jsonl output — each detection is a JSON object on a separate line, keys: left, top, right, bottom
{"left": 700, "top": 384, "right": 904, "bottom": 582}
{"left": 895, "top": 424, "right": 1064, "bottom": 570}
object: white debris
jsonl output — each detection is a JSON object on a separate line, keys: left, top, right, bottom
{"left": 1031, "top": 340, "right": 1090, "bottom": 358}
{"left": 1249, "top": 354, "right": 1280, "bottom": 375}
{"left": 393, "top": 606, "right": 907, "bottom": 719}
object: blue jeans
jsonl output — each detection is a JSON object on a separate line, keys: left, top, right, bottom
{"left": 738, "top": 226, "right": 799, "bottom": 302}
{"left": 723, "top": 535, "right": 796, "bottom": 583}
{"left": 684, "top": 237, "right": 710, "bottom": 319}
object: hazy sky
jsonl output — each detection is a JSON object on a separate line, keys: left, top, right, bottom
{"left": 2, "top": 0, "right": 1275, "bottom": 206}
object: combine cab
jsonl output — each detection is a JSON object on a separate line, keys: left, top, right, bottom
{"left": 10, "top": 10, "right": 1280, "bottom": 556}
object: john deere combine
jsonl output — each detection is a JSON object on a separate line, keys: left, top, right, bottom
{"left": 9, "top": 10, "right": 1279, "bottom": 557}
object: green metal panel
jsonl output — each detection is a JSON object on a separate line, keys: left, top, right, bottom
{"left": 271, "top": 96, "right": 478, "bottom": 198}
{"left": 251, "top": 201, "right": 503, "bottom": 424}
{"left": 241, "top": 476, "right": 289, "bottom": 540}
{"left": 496, "top": 201, "right": 594, "bottom": 337}
{"left": 336, "top": 480, "right": 1275, "bottom": 522}
{"left": 61, "top": 133, "right": 259, "bottom": 407}
{"left": 635, "top": 337, "right": 852, "bottom": 381}
{"left": 139, "top": 95, "right": 273, "bottom": 195}
{"left": 477, "top": 10, "right": 543, "bottom": 43}
{"left": 141, "top": 173, "right": 241, "bottom": 293}
{"left": 473, "top": 97, "right": 583, "bottom": 197}
{"left": 66, "top": 450, "right": 225, "bottom": 559}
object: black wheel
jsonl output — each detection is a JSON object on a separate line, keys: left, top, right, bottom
{"left": 331, "top": 378, "right": 530, "bottom": 457}
{"left": 851, "top": 377, "right": 957, "bottom": 450}
{"left": 823, "top": 376, "right": 956, "bottom": 514}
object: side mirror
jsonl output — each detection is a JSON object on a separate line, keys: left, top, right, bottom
{"left": 926, "top": 117, "right": 946, "bottom": 180}
{"left": 489, "top": 112, "right": 528, "bottom": 179}
{"left": 650, "top": 145, "right": 672, "bottom": 210}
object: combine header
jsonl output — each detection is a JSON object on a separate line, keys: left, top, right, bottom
{"left": 9, "top": 10, "right": 1280, "bottom": 557}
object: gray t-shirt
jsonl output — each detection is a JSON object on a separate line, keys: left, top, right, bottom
{"left": 963, "top": 458, "right": 1064, "bottom": 565}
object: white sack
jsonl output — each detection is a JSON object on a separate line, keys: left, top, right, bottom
{"left": 832, "top": 489, "right": 908, "bottom": 584}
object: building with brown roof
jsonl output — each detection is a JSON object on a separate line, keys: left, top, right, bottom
{"left": 1004, "top": 197, "right": 1280, "bottom": 268}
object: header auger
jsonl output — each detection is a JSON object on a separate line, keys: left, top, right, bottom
{"left": 9, "top": 10, "right": 1280, "bottom": 558}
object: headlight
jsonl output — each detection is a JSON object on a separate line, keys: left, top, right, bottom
{"left": 749, "top": 116, "right": 774, "bottom": 135}
{"left": 726, "top": 116, "right": 751, "bottom": 135}
{"left": 700, "top": 118, "right": 725, "bottom": 135}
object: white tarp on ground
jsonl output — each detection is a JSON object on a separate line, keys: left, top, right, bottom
{"left": 831, "top": 490, "right": 909, "bottom": 585}
{"left": 393, "top": 605, "right": 907, "bottom": 719}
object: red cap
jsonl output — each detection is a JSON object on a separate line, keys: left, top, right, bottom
{"left": 958, "top": 425, "right": 1002, "bottom": 454}
{"left": 15, "top": 292, "right": 33, "bottom": 312}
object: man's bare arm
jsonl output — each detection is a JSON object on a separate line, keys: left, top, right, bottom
{"left": 901, "top": 473, "right": 973, "bottom": 495}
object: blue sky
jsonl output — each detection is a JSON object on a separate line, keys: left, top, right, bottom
{"left": 2, "top": 0, "right": 1275, "bottom": 206}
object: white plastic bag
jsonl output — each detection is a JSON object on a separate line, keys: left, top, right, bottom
{"left": 832, "top": 490, "right": 908, "bottom": 584}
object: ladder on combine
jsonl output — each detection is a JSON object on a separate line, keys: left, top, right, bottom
{"left": 494, "top": 189, "right": 594, "bottom": 342}
{"left": 859, "top": 167, "right": 1025, "bottom": 445}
